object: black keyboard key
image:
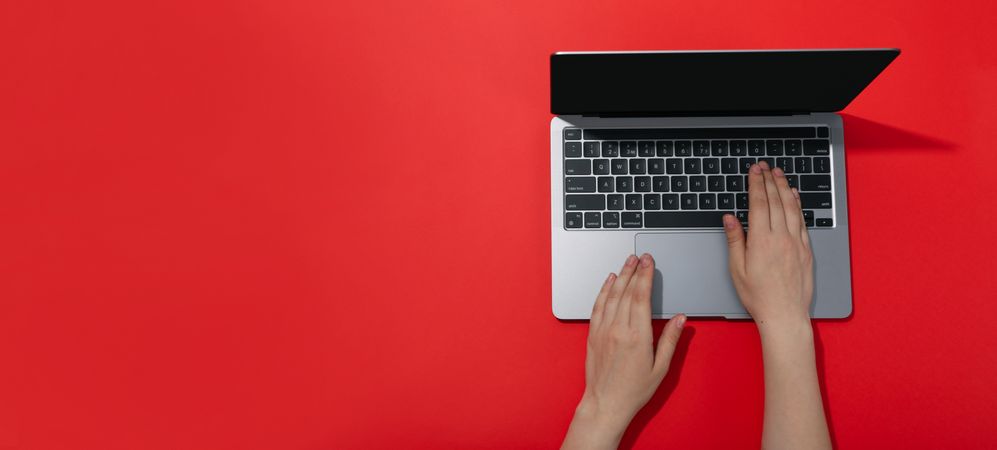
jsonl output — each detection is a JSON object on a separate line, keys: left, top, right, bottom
{"left": 711, "top": 140, "right": 729, "bottom": 156}
{"left": 739, "top": 158, "right": 756, "bottom": 174}
{"left": 703, "top": 158, "right": 720, "bottom": 174}
{"left": 794, "top": 157, "right": 812, "bottom": 173}
{"left": 680, "top": 194, "right": 697, "bottom": 210}
{"left": 616, "top": 177, "right": 633, "bottom": 192}
{"left": 662, "top": 194, "right": 679, "bottom": 209}
{"left": 603, "top": 212, "right": 620, "bottom": 228}
{"left": 608, "top": 194, "right": 624, "bottom": 210}
{"left": 622, "top": 212, "right": 643, "bottom": 228}
{"left": 801, "top": 175, "right": 832, "bottom": 191}
{"left": 656, "top": 141, "right": 674, "bottom": 156}
{"left": 644, "top": 194, "right": 660, "bottom": 210}
{"left": 565, "top": 212, "right": 582, "bottom": 228}
{"left": 602, "top": 141, "right": 619, "bottom": 157}
{"left": 629, "top": 159, "right": 647, "bottom": 175}
{"left": 787, "top": 175, "right": 798, "bottom": 189}
{"left": 785, "top": 139, "right": 802, "bottom": 155}
{"left": 564, "top": 142, "right": 582, "bottom": 157}
{"left": 817, "top": 218, "right": 833, "bottom": 227}
{"left": 718, "top": 193, "right": 735, "bottom": 210}
{"left": 634, "top": 176, "right": 651, "bottom": 192}
{"left": 626, "top": 194, "right": 642, "bottom": 210}
{"left": 565, "top": 159, "right": 591, "bottom": 175}
{"left": 563, "top": 129, "right": 581, "bottom": 140}
{"left": 766, "top": 140, "right": 784, "bottom": 156}
{"left": 648, "top": 158, "right": 665, "bottom": 174}
{"left": 708, "top": 176, "right": 724, "bottom": 192}
{"left": 593, "top": 159, "right": 610, "bottom": 175}
{"left": 565, "top": 194, "right": 606, "bottom": 210}
{"left": 684, "top": 158, "right": 702, "bottom": 174}
{"left": 736, "top": 193, "right": 748, "bottom": 209}
{"left": 690, "top": 176, "right": 707, "bottom": 192}
{"left": 644, "top": 211, "right": 729, "bottom": 228}
{"left": 803, "top": 139, "right": 830, "bottom": 155}
{"left": 814, "top": 157, "right": 830, "bottom": 173}
{"left": 726, "top": 175, "right": 744, "bottom": 192}
{"left": 584, "top": 212, "right": 601, "bottom": 228}
{"left": 671, "top": 176, "right": 688, "bottom": 192}
{"left": 621, "top": 141, "right": 638, "bottom": 157}
{"left": 666, "top": 158, "right": 683, "bottom": 174}
{"left": 652, "top": 176, "right": 669, "bottom": 192}
{"left": 776, "top": 157, "right": 793, "bottom": 173}
{"left": 584, "top": 142, "right": 600, "bottom": 157}
{"left": 565, "top": 177, "right": 596, "bottom": 192}
{"left": 638, "top": 141, "right": 655, "bottom": 157}
{"left": 693, "top": 140, "right": 710, "bottom": 156}
{"left": 803, "top": 210, "right": 814, "bottom": 227}
{"left": 598, "top": 176, "right": 614, "bottom": 192}
{"left": 730, "top": 140, "right": 747, "bottom": 156}
{"left": 800, "top": 193, "right": 832, "bottom": 209}
{"left": 736, "top": 210, "right": 748, "bottom": 225}
{"left": 675, "top": 140, "right": 692, "bottom": 156}
{"left": 817, "top": 126, "right": 829, "bottom": 138}
{"left": 611, "top": 159, "right": 628, "bottom": 175}
{"left": 699, "top": 193, "right": 716, "bottom": 209}
{"left": 748, "top": 140, "right": 765, "bottom": 156}
{"left": 721, "top": 158, "right": 738, "bottom": 174}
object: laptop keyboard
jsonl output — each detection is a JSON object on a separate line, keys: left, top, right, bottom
{"left": 562, "top": 127, "right": 835, "bottom": 230}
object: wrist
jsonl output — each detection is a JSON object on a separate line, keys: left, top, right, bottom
{"left": 570, "top": 397, "right": 630, "bottom": 445}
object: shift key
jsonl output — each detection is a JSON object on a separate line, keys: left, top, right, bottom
{"left": 565, "top": 194, "right": 606, "bottom": 210}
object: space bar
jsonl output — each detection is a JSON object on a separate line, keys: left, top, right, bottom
{"left": 644, "top": 212, "right": 728, "bottom": 228}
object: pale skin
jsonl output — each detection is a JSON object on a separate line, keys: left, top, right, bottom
{"left": 562, "top": 161, "right": 832, "bottom": 450}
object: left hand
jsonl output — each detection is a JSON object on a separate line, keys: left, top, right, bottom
{"left": 562, "top": 253, "right": 686, "bottom": 449}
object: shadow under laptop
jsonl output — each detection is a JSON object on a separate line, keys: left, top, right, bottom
{"left": 841, "top": 114, "right": 956, "bottom": 151}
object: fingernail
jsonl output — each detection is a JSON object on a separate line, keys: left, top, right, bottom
{"left": 677, "top": 314, "right": 686, "bottom": 329}
{"left": 773, "top": 167, "right": 783, "bottom": 177}
{"left": 605, "top": 272, "right": 616, "bottom": 285}
{"left": 791, "top": 187, "right": 800, "bottom": 199}
{"left": 625, "top": 254, "right": 637, "bottom": 267}
{"left": 639, "top": 253, "right": 652, "bottom": 268}
{"left": 723, "top": 214, "right": 735, "bottom": 229}
{"left": 751, "top": 164, "right": 762, "bottom": 174}
{"left": 759, "top": 160, "right": 769, "bottom": 170}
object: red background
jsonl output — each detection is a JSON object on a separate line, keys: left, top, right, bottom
{"left": 2, "top": 0, "right": 996, "bottom": 448}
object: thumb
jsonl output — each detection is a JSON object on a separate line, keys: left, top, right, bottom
{"left": 723, "top": 213, "right": 746, "bottom": 275}
{"left": 653, "top": 314, "right": 686, "bottom": 378}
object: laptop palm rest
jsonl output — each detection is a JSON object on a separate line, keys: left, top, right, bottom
{"left": 635, "top": 233, "right": 747, "bottom": 318}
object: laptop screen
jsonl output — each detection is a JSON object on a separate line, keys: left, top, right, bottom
{"left": 550, "top": 49, "right": 899, "bottom": 116}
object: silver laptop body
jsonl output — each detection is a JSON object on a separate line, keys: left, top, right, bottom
{"left": 550, "top": 49, "right": 899, "bottom": 319}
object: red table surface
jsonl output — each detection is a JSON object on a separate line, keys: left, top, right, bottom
{"left": 2, "top": 0, "right": 996, "bottom": 449}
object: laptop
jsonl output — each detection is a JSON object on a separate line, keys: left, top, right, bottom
{"left": 550, "top": 49, "right": 899, "bottom": 319}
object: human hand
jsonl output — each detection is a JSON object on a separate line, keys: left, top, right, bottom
{"left": 722, "top": 161, "right": 814, "bottom": 330}
{"left": 562, "top": 254, "right": 686, "bottom": 450}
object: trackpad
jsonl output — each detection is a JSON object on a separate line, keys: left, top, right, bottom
{"left": 635, "top": 233, "right": 746, "bottom": 317}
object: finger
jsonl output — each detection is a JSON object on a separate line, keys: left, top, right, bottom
{"left": 747, "top": 164, "right": 769, "bottom": 231}
{"left": 619, "top": 253, "right": 655, "bottom": 328}
{"left": 723, "top": 213, "right": 746, "bottom": 278}
{"left": 652, "top": 314, "right": 687, "bottom": 379}
{"left": 602, "top": 254, "right": 638, "bottom": 326}
{"left": 772, "top": 167, "right": 801, "bottom": 232}
{"left": 761, "top": 162, "right": 787, "bottom": 232}
{"left": 792, "top": 187, "right": 812, "bottom": 248}
{"left": 590, "top": 272, "right": 616, "bottom": 331}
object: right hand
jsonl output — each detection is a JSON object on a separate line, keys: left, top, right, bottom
{"left": 722, "top": 161, "right": 814, "bottom": 328}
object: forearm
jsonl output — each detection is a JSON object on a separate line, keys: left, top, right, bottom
{"left": 757, "top": 320, "right": 831, "bottom": 450}
{"left": 561, "top": 399, "right": 628, "bottom": 450}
